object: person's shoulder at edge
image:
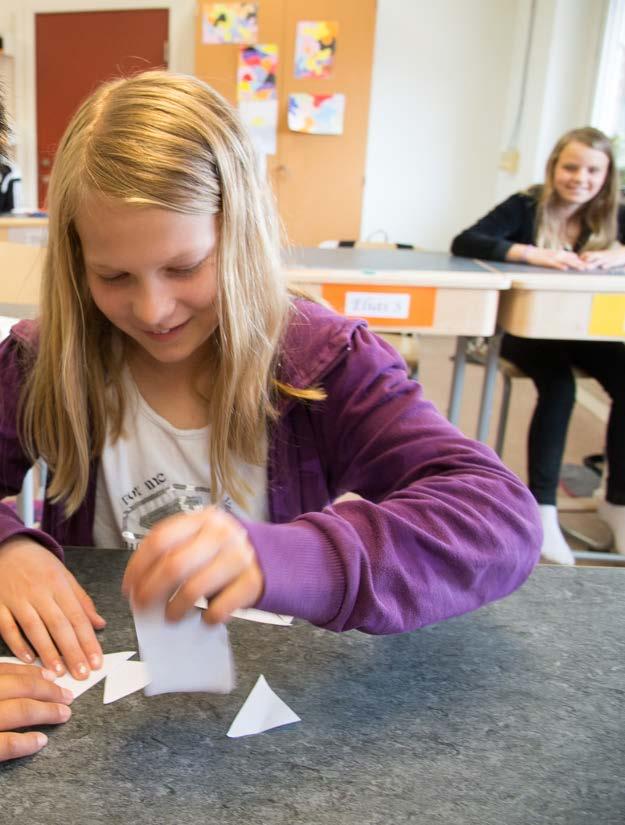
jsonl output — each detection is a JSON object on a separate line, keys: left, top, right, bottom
{"left": 278, "top": 297, "right": 366, "bottom": 389}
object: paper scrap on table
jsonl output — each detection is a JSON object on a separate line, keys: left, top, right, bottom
{"left": 227, "top": 674, "right": 300, "bottom": 738}
{"left": 0, "top": 651, "right": 136, "bottom": 699}
{"left": 55, "top": 651, "right": 136, "bottom": 698}
{"left": 133, "top": 603, "right": 235, "bottom": 695}
{"left": 194, "top": 597, "right": 293, "bottom": 626}
{"left": 103, "top": 660, "right": 151, "bottom": 704}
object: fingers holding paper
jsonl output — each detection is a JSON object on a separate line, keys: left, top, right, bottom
{"left": 122, "top": 507, "right": 264, "bottom": 624}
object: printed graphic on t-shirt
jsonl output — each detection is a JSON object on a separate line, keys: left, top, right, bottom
{"left": 119, "top": 473, "right": 233, "bottom": 549}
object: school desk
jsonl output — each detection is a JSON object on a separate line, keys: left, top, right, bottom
{"left": 469, "top": 263, "right": 625, "bottom": 444}
{"left": 286, "top": 247, "right": 511, "bottom": 431}
{"left": 0, "top": 547, "right": 622, "bottom": 825}
{"left": 0, "top": 215, "right": 48, "bottom": 245}
{"left": 0, "top": 240, "right": 43, "bottom": 316}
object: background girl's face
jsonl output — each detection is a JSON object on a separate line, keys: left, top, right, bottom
{"left": 552, "top": 141, "right": 610, "bottom": 208}
{"left": 76, "top": 193, "right": 220, "bottom": 371}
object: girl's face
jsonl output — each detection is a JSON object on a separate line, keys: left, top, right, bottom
{"left": 76, "top": 193, "right": 220, "bottom": 371}
{"left": 552, "top": 141, "right": 610, "bottom": 208}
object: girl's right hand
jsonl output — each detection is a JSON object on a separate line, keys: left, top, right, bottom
{"left": 523, "top": 246, "right": 588, "bottom": 271}
{"left": 0, "top": 538, "right": 106, "bottom": 679}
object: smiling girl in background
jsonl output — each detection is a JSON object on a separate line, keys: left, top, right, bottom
{"left": 0, "top": 72, "right": 540, "bottom": 687}
{"left": 452, "top": 127, "right": 625, "bottom": 565}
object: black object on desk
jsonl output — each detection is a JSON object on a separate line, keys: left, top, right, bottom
{"left": 0, "top": 548, "right": 623, "bottom": 825}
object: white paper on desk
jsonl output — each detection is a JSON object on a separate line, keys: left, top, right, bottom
{"left": 0, "top": 651, "right": 135, "bottom": 699}
{"left": 194, "top": 597, "right": 293, "bottom": 626}
{"left": 133, "top": 603, "right": 235, "bottom": 695}
{"left": 227, "top": 674, "right": 301, "bottom": 738}
{"left": 103, "top": 660, "right": 151, "bottom": 704}
{"left": 54, "top": 651, "right": 136, "bottom": 698}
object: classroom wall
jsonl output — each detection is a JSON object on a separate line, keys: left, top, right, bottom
{"left": 0, "top": 0, "right": 609, "bottom": 248}
{"left": 361, "top": 0, "right": 608, "bottom": 251}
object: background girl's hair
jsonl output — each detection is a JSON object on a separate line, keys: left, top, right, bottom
{"left": 20, "top": 70, "right": 309, "bottom": 515}
{"left": 535, "top": 126, "right": 619, "bottom": 250}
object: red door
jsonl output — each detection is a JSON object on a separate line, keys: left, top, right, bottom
{"left": 35, "top": 9, "right": 169, "bottom": 208}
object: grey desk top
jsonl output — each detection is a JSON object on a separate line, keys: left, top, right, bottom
{"left": 287, "top": 246, "right": 490, "bottom": 273}
{"left": 1, "top": 550, "right": 623, "bottom": 825}
{"left": 486, "top": 259, "right": 625, "bottom": 277}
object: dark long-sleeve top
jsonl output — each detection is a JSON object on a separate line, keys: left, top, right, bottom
{"left": 451, "top": 189, "right": 625, "bottom": 261}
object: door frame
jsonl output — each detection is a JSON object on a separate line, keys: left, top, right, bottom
{"left": 13, "top": 0, "right": 196, "bottom": 207}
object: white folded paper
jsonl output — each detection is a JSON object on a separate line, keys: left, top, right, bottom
{"left": 103, "top": 659, "right": 151, "bottom": 704}
{"left": 194, "top": 597, "right": 293, "bottom": 626}
{"left": 227, "top": 675, "right": 301, "bottom": 738}
{"left": 133, "top": 603, "right": 235, "bottom": 695}
{"left": 0, "top": 651, "right": 136, "bottom": 699}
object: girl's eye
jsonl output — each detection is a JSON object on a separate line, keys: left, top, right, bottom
{"left": 99, "top": 272, "right": 128, "bottom": 283}
{"left": 168, "top": 256, "right": 214, "bottom": 276}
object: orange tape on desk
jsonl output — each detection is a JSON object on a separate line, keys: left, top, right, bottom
{"left": 321, "top": 284, "right": 436, "bottom": 328}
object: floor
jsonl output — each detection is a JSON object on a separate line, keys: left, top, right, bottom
{"left": 415, "top": 335, "right": 622, "bottom": 567}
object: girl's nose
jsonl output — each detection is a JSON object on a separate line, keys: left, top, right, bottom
{"left": 132, "top": 284, "right": 175, "bottom": 327}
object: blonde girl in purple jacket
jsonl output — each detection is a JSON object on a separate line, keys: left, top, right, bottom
{"left": 0, "top": 72, "right": 541, "bottom": 689}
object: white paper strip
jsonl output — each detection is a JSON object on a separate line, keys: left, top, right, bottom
{"left": 227, "top": 675, "right": 301, "bottom": 738}
{"left": 103, "top": 659, "right": 151, "bottom": 704}
{"left": 133, "top": 603, "right": 235, "bottom": 695}
{"left": 194, "top": 597, "right": 293, "bottom": 626}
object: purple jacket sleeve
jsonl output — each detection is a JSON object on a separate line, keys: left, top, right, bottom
{"left": 249, "top": 325, "right": 542, "bottom": 634}
{"left": 0, "top": 332, "right": 64, "bottom": 560}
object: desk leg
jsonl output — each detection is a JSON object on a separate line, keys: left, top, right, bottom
{"left": 476, "top": 331, "right": 502, "bottom": 442}
{"left": 448, "top": 336, "right": 467, "bottom": 426}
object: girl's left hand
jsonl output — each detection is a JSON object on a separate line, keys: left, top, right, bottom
{"left": 121, "top": 507, "right": 264, "bottom": 624}
{"left": 580, "top": 247, "right": 625, "bottom": 270}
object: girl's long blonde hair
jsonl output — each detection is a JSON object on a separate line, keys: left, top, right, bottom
{"left": 534, "top": 126, "right": 619, "bottom": 250}
{"left": 20, "top": 71, "right": 299, "bottom": 516}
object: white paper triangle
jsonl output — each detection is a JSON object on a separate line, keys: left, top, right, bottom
{"left": 103, "top": 659, "right": 151, "bottom": 704}
{"left": 227, "top": 675, "right": 301, "bottom": 738}
{"left": 54, "top": 651, "right": 136, "bottom": 698}
{"left": 0, "top": 651, "right": 136, "bottom": 699}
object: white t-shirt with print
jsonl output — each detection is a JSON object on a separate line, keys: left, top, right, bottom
{"left": 93, "top": 376, "right": 267, "bottom": 549}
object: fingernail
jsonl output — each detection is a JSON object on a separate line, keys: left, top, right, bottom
{"left": 89, "top": 653, "right": 102, "bottom": 669}
{"left": 53, "top": 662, "right": 65, "bottom": 675}
{"left": 41, "top": 669, "right": 57, "bottom": 682}
{"left": 22, "top": 651, "right": 34, "bottom": 663}
{"left": 75, "top": 663, "right": 88, "bottom": 678}
{"left": 61, "top": 688, "right": 74, "bottom": 703}
{"left": 58, "top": 705, "right": 71, "bottom": 721}
{"left": 35, "top": 733, "right": 48, "bottom": 747}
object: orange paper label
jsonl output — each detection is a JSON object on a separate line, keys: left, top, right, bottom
{"left": 321, "top": 284, "right": 436, "bottom": 328}
{"left": 588, "top": 294, "right": 625, "bottom": 337}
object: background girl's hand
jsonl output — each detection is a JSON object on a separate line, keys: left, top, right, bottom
{"left": 122, "top": 507, "right": 264, "bottom": 625}
{"left": 0, "top": 539, "right": 106, "bottom": 679}
{"left": 0, "top": 662, "right": 74, "bottom": 761}
{"left": 579, "top": 247, "right": 625, "bottom": 270}
{"left": 524, "top": 246, "right": 589, "bottom": 271}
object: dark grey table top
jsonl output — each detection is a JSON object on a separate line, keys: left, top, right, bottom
{"left": 1, "top": 550, "right": 623, "bottom": 825}
{"left": 485, "top": 259, "right": 625, "bottom": 277}
{"left": 287, "top": 246, "right": 490, "bottom": 272}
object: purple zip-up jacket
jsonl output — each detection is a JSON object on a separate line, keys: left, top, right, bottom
{"left": 0, "top": 300, "right": 542, "bottom": 634}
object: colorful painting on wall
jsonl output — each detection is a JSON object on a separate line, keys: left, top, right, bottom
{"left": 288, "top": 93, "right": 345, "bottom": 135}
{"left": 237, "top": 44, "right": 279, "bottom": 101}
{"left": 201, "top": 2, "right": 258, "bottom": 45}
{"left": 294, "top": 21, "right": 339, "bottom": 78}
{"left": 239, "top": 100, "right": 278, "bottom": 156}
